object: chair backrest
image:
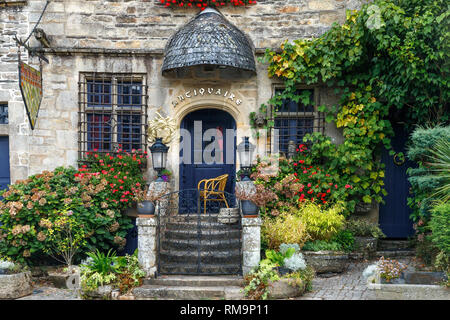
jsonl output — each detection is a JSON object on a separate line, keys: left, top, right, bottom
{"left": 216, "top": 174, "right": 228, "bottom": 192}
{"left": 198, "top": 174, "right": 229, "bottom": 192}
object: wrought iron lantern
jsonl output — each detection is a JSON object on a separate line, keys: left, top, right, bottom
{"left": 149, "top": 138, "right": 169, "bottom": 182}
{"left": 237, "top": 136, "right": 255, "bottom": 181}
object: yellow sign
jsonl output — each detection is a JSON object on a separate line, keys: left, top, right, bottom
{"left": 19, "top": 62, "right": 42, "bottom": 130}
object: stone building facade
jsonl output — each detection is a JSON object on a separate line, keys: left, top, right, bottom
{"left": 1, "top": 0, "right": 368, "bottom": 182}
{"left": 2, "top": 0, "right": 385, "bottom": 276}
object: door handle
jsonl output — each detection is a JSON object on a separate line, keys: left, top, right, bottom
{"left": 393, "top": 153, "right": 406, "bottom": 166}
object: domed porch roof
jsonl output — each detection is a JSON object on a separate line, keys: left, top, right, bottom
{"left": 162, "top": 8, "right": 256, "bottom": 78}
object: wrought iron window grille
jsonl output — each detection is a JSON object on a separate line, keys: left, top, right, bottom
{"left": 78, "top": 73, "right": 148, "bottom": 165}
{"left": 267, "top": 87, "right": 325, "bottom": 157}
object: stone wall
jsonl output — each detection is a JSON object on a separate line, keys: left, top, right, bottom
{"left": 0, "top": 0, "right": 369, "bottom": 183}
{"left": 0, "top": 1, "right": 30, "bottom": 183}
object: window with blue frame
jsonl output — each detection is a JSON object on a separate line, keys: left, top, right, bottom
{"left": 0, "top": 103, "right": 8, "bottom": 124}
{"left": 79, "top": 74, "right": 147, "bottom": 161}
{"left": 271, "top": 88, "right": 325, "bottom": 156}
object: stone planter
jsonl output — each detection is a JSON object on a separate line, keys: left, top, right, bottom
{"left": 368, "top": 272, "right": 450, "bottom": 300}
{"left": 302, "top": 251, "right": 349, "bottom": 274}
{"left": 274, "top": 266, "right": 291, "bottom": 276}
{"left": 0, "top": 271, "right": 33, "bottom": 299}
{"left": 353, "top": 236, "right": 378, "bottom": 259}
{"left": 82, "top": 285, "right": 113, "bottom": 300}
{"left": 354, "top": 201, "right": 373, "bottom": 215}
{"left": 218, "top": 207, "right": 239, "bottom": 224}
{"left": 48, "top": 268, "right": 80, "bottom": 289}
{"left": 268, "top": 278, "right": 306, "bottom": 299}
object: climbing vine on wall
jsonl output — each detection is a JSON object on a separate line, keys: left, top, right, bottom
{"left": 257, "top": 0, "right": 449, "bottom": 211}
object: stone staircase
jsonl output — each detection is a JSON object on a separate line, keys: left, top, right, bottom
{"left": 133, "top": 276, "right": 244, "bottom": 300}
{"left": 157, "top": 214, "right": 242, "bottom": 275}
{"left": 375, "top": 239, "right": 416, "bottom": 258}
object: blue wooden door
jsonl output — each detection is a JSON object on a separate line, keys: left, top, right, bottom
{"left": 379, "top": 124, "right": 415, "bottom": 238}
{"left": 0, "top": 136, "right": 10, "bottom": 195}
{"left": 180, "top": 109, "right": 236, "bottom": 210}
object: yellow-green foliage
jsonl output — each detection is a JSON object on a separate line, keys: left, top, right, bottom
{"left": 262, "top": 213, "right": 309, "bottom": 250}
{"left": 295, "top": 202, "right": 346, "bottom": 241}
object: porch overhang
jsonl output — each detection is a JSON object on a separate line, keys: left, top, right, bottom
{"left": 162, "top": 7, "right": 256, "bottom": 79}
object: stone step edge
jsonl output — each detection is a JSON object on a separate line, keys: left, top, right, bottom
{"left": 133, "top": 285, "right": 244, "bottom": 300}
{"left": 145, "top": 276, "right": 244, "bottom": 287}
{"left": 375, "top": 250, "right": 416, "bottom": 257}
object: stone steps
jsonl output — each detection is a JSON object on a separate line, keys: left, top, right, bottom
{"left": 158, "top": 211, "right": 242, "bottom": 275}
{"left": 375, "top": 250, "right": 415, "bottom": 258}
{"left": 158, "top": 263, "right": 241, "bottom": 275}
{"left": 375, "top": 240, "right": 415, "bottom": 259}
{"left": 144, "top": 275, "right": 244, "bottom": 287}
{"left": 164, "top": 221, "right": 240, "bottom": 231}
{"left": 159, "top": 249, "right": 241, "bottom": 264}
{"left": 161, "top": 238, "right": 241, "bottom": 251}
{"left": 134, "top": 276, "right": 244, "bottom": 300}
{"left": 377, "top": 240, "right": 413, "bottom": 251}
{"left": 162, "top": 228, "right": 241, "bottom": 241}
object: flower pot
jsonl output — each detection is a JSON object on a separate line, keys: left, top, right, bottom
{"left": 137, "top": 201, "right": 155, "bottom": 215}
{"left": 241, "top": 200, "right": 259, "bottom": 217}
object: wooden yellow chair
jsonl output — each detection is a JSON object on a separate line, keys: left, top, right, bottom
{"left": 197, "top": 174, "right": 229, "bottom": 214}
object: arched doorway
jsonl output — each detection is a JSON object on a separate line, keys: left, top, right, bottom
{"left": 179, "top": 108, "right": 236, "bottom": 195}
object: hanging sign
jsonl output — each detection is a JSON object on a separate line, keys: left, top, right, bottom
{"left": 18, "top": 61, "right": 43, "bottom": 130}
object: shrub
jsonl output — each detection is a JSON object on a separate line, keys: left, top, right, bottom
{"left": 283, "top": 253, "right": 307, "bottom": 272}
{"left": 42, "top": 211, "right": 87, "bottom": 270}
{"left": 345, "top": 219, "right": 385, "bottom": 238}
{"left": 284, "top": 266, "right": 315, "bottom": 292}
{"left": 265, "top": 248, "right": 295, "bottom": 267}
{"left": 302, "top": 240, "right": 343, "bottom": 252}
{"left": 0, "top": 166, "right": 136, "bottom": 264}
{"left": 250, "top": 152, "right": 355, "bottom": 217}
{"left": 331, "top": 230, "right": 355, "bottom": 252}
{"left": 261, "top": 213, "right": 309, "bottom": 250}
{"left": 295, "top": 202, "right": 346, "bottom": 241}
{"left": 407, "top": 126, "right": 450, "bottom": 224}
{"left": 80, "top": 249, "right": 145, "bottom": 297}
{"left": 429, "top": 202, "right": 450, "bottom": 255}
{"left": 243, "top": 259, "right": 279, "bottom": 300}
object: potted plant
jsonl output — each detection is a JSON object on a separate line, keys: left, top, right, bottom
{"left": 235, "top": 183, "right": 277, "bottom": 217}
{"left": 135, "top": 184, "right": 169, "bottom": 216}
{"left": 345, "top": 219, "right": 385, "bottom": 258}
{"left": 0, "top": 258, "right": 33, "bottom": 299}
{"left": 160, "top": 169, "right": 172, "bottom": 182}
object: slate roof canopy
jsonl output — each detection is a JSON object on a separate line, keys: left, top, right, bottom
{"left": 162, "top": 7, "right": 256, "bottom": 78}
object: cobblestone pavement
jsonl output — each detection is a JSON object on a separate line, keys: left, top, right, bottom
{"left": 17, "top": 258, "right": 414, "bottom": 300}
{"left": 17, "top": 286, "right": 81, "bottom": 300}
{"left": 297, "top": 257, "right": 414, "bottom": 300}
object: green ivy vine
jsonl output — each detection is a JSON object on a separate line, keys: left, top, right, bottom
{"left": 254, "top": 0, "right": 449, "bottom": 211}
